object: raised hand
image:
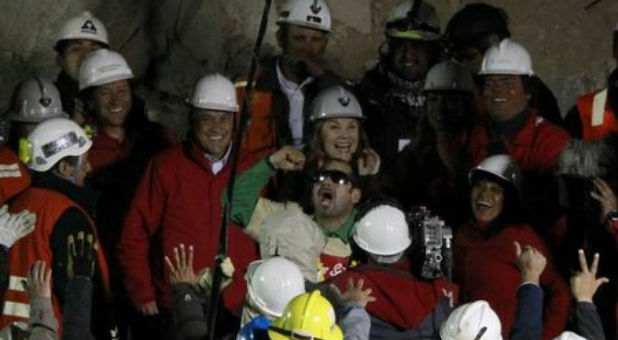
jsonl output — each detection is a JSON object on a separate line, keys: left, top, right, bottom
{"left": 269, "top": 146, "right": 306, "bottom": 171}
{"left": 165, "top": 244, "right": 198, "bottom": 286}
{"left": 571, "top": 249, "right": 609, "bottom": 303}
{"left": 26, "top": 260, "right": 52, "bottom": 299}
{"left": 513, "top": 241, "right": 546, "bottom": 284}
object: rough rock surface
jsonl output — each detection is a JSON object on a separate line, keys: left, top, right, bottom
{"left": 1, "top": 0, "right": 616, "bottom": 135}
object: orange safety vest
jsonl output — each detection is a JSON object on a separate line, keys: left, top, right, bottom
{"left": 236, "top": 81, "right": 276, "bottom": 155}
{"left": 0, "top": 187, "right": 111, "bottom": 332}
{"left": 0, "top": 147, "right": 31, "bottom": 205}
{"left": 576, "top": 89, "right": 618, "bottom": 142}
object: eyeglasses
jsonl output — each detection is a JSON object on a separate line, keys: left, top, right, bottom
{"left": 312, "top": 170, "right": 357, "bottom": 186}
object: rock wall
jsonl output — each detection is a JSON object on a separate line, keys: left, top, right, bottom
{"left": 1, "top": 0, "right": 616, "bottom": 134}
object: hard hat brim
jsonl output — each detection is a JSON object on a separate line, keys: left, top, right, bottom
{"left": 386, "top": 29, "right": 441, "bottom": 41}
{"left": 79, "top": 73, "right": 134, "bottom": 92}
{"left": 277, "top": 19, "right": 332, "bottom": 33}
{"left": 8, "top": 111, "right": 69, "bottom": 123}
{"left": 353, "top": 232, "right": 412, "bottom": 256}
{"left": 478, "top": 69, "right": 534, "bottom": 76}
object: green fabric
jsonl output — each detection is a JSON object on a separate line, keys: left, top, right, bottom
{"left": 222, "top": 158, "right": 276, "bottom": 226}
{"left": 323, "top": 209, "right": 358, "bottom": 243}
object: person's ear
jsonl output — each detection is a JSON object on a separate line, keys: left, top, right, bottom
{"left": 351, "top": 187, "right": 361, "bottom": 205}
{"left": 55, "top": 159, "right": 74, "bottom": 179}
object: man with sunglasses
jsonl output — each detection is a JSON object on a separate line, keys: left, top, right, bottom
{"left": 225, "top": 146, "right": 362, "bottom": 281}
{"left": 357, "top": 0, "right": 442, "bottom": 182}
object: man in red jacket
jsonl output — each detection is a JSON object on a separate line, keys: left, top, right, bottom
{"left": 333, "top": 202, "right": 457, "bottom": 339}
{"left": 467, "top": 38, "right": 569, "bottom": 174}
{"left": 117, "top": 74, "right": 259, "bottom": 339}
{"left": 467, "top": 38, "right": 570, "bottom": 234}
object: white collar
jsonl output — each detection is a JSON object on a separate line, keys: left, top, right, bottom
{"left": 276, "top": 59, "right": 314, "bottom": 92}
{"left": 205, "top": 145, "right": 232, "bottom": 175}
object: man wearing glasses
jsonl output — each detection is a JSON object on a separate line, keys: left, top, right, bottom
{"left": 225, "top": 146, "right": 361, "bottom": 281}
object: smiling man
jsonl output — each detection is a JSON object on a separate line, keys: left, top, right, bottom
{"left": 117, "top": 74, "right": 259, "bottom": 339}
{"left": 78, "top": 48, "right": 176, "bottom": 339}
{"left": 467, "top": 39, "right": 569, "bottom": 175}
{"left": 357, "top": 0, "right": 442, "bottom": 181}
{"left": 226, "top": 146, "right": 362, "bottom": 281}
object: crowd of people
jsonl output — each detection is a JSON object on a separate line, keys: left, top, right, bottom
{"left": 0, "top": 0, "right": 617, "bottom": 339}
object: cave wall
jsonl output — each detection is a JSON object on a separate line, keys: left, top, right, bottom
{"left": 1, "top": 0, "right": 616, "bottom": 134}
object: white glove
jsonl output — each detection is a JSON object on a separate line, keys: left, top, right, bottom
{"left": 0, "top": 205, "right": 36, "bottom": 248}
{"left": 197, "top": 257, "right": 235, "bottom": 292}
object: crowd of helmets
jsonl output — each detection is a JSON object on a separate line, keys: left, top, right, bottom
{"left": 1, "top": 0, "right": 618, "bottom": 340}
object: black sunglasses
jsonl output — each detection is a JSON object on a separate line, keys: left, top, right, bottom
{"left": 311, "top": 170, "right": 357, "bottom": 186}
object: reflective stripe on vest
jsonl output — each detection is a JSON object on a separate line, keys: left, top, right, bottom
{"left": 7, "top": 275, "right": 26, "bottom": 292}
{"left": 576, "top": 89, "right": 618, "bottom": 142}
{"left": 2, "top": 301, "right": 29, "bottom": 319}
{"left": 2, "top": 275, "right": 29, "bottom": 319}
{"left": 592, "top": 89, "right": 608, "bottom": 127}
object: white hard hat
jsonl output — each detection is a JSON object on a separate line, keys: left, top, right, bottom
{"left": 20, "top": 118, "right": 92, "bottom": 172}
{"left": 189, "top": 74, "right": 239, "bottom": 112}
{"left": 353, "top": 204, "right": 412, "bottom": 256}
{"left": 552, "top": 331, "right": 588, "bottom": 340}
{"left": 386, "top": 0, "right": 441, "bottom": 41}
{"left": 440, "top": 300, "right": 503, "bottom": 340}
{"left": 78, "top": 49, "right": 134, "bottom": 91}
{"left": 9, "top": 77, "right": 68, "bottom": 123}
{"left": 246, "top": 257, "right": 306, "bottom": 319}
{"left": 277, "top": 0, "right": 332, "bottom": 32}
{"left": 469, "top": 154, "right": 522, "bottom": 194}
{"left": 56, "top": 11, "right": 109, "bottom": 48}
{"left": 309, "top": 86, "right": 363, "bottom": 122}
{"left": 479, "top": 38, "right": 534, "bottom": 76}
{"left": 424, "top": 60, "right": 475, "bottom": 93}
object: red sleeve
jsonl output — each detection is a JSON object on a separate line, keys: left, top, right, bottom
{"left": 0, "top": 147, "right": 31, "bottom": 205}
{"left": 117, "top": 158, "right": 167, "bottom": 307}
{"left": 535, "top": 124, "right": 570, "bottom": 173}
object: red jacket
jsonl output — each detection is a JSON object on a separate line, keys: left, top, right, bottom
{"left": 332, "top": 264, "right": 458, "bottom": 330}
{"left": 454, "top": 222, "right": 571, "bottom": 339}
{"left": 117, "top": 141, "right": 259, "bottom": 311}
{"left": 468, "top": 109, "right": 569, "bottom": 173}
{"left": 0, "top": 147, "right": 30, "bottom": 205}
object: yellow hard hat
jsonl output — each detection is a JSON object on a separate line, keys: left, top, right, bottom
{"left": 268, "top": 290, "right": 343, "bottom": 340}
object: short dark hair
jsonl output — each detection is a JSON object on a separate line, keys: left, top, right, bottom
{"left": 53, "top": 155, "right": 80, "bottom": 172}
{"left": 445, "top": 3, "right": 510, "bottom": 52}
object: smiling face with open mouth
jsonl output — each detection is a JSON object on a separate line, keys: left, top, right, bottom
{"left": 390, "top": 39, "right": 435, "bottom": 82}
{"left": 191, "top": 109, "right": 234, "bottom": 159}
{"left": 92, "top": 79, "right": 132, "bottom": 128}
{"left": 470, "top": 178, "right": 505, "bottom": 225}
{"left": 319, "top": 118, "right": 359, "bottom": 162}
{"left": 482, "top": 75, "right": 528, "bottom": 122}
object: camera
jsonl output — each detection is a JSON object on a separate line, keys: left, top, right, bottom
{"left": 407, "top": 206, "right": 453, "bottom": 281}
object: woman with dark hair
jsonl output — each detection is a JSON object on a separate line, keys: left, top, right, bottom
{"left": 453, "top": 154, "right": 571, "bottom": 339}
{"left": 392, "top": 60, "right": 477, "bottom": 226}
